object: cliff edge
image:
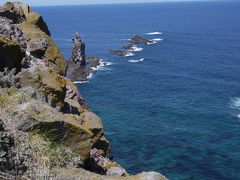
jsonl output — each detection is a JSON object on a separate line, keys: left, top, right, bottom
{"left": 0, "top": 2, "right": 167, "bottom": 179}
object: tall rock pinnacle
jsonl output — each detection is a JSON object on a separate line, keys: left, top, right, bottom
{"left": 71, "top": 32, "right": 86, "bottom": 66}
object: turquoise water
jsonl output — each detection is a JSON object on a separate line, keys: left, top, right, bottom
{"left": 35, "top": 1, "right": 240, "bottom": 179}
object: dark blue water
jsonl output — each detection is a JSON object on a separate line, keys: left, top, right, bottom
{"left": 35, "top": 1, "right": 240, "bottom": 179}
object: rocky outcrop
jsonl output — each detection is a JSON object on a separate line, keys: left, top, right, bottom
{"left": 0, "top": 2, "right": 26, "bottom": 24}
{"left": 0, "top": 2, "right": 66, "bottom": 75}
{"left": 0, "top": 2, "right": 167, "bottom": 180}
{"left": 123, "top": 44, "right": 135, "bottom": 51}
{"left": 109, "top": 50, "right": 128, "bottom": 57}
{"left": 66, "top": 33, "right": 100, "bottom": 82}
{"left": 53, "top": 168, "right": 167, "bottom": 180}
{"left": 66, "top": 56, "right": 100, "bottom": 82}
{"left": 130, "top": 36, "right": 153, "bottom": 45}
{"left": 16, "top": 65, "right": 67, "bottom": 109}
{"left": 71, "top": 32, "right": 86, "bottom": 65}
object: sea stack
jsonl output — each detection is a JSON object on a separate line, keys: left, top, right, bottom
{"left": 66, "top": 33, "right": 101, "bottom": 82}
{"left": 71, "top": 32, "right": 86, "bottom": 66}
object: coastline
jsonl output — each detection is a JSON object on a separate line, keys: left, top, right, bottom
{"left": 0, "top": 2, "right": 167, "bottom": 179}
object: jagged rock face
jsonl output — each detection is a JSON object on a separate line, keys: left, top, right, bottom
{"left": 16, "top": 66, "right": 67, "bottom": 109}
{"left": 71, "top": 32, "right": 86, "bottom": 66}
{"left": 84, "top": 148, "right": 127, "bottom": 176}
{"left": 0, "top": 2, "right": 66, "bottom": 75}
{"left": 0, "top": 86, "right": 107, "bottom": 160}
{"left": 0, "top": 2, "right": 26, "bottom": 24}
{"left": 27, "top": 38, "right": 48, "bottom": 58}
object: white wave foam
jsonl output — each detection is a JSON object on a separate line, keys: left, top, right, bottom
{"left": 125, "top": 52, "right": 135, "bottom": 57}
{"left": 231, "top": 97, "right": 240, "bottom": 110}
{"left": 152, "top": 38, "right": 163, "bottom": 41}
{"left": 74, "top": 59, "right": 113, "bottom": 84}
{"left": 74, "top": 81, "right": 88, "bottom": 84}
{"left": 91, "top": 59, "right": 113, "bottom": 71}
{"left": 146, "top": 32, "right": 163, "bottom": 35}
{"left": 87, "top": 73, "right": 93, "bottom": 79}
{"left": 147, "top": 39, "right": 164, "bottom": 45}
{"left": 147, "top": 41, "right": 157, "bottom": 45}
{"left": 128, "top": 58, "right": 145, "bottom": 63}
{"left": 127, "top": 45, "right": 143, "bottom": 52}
{"left": 230, "top": 97, "right": 240, "bottom": 119}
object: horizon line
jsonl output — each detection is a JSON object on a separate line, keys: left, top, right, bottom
{"left": 23, "top": 0, "right": 227, "bottom": 7}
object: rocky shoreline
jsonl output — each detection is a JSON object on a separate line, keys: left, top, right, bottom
{"left": 109, "top": 35, "right": 154, "bottom": 57}
{"left": 0, "top": 2, "right": 167, "bottom": 179}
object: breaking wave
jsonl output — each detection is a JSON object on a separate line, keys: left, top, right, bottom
{"left": 74, "top": 81, "right": 88, "bottom": 84}
{"left": 125, "top": 52, "right": 135, "bottom": 57}
{"left": 230, "top": 97, "right": 240, "bottom": 119}
{"left": 127, "top": 45, "right": 143, "bottom": 52}
{"left": 91, "top": 59, "right": 113, "bottom": 71}
{"left": 152, "top": 38, "right": 163, "bottom": 42}
{"left": 230, "top": 97, "right": 240, "bottom": 110}
{"left": 146, "top": 32, "right": 163, "bottom": 35}
{"left": 74, "top": 59, "right": 113, "bottom": 84}
{"left": 128, "top": 58, "right": 145, "bottom": 63}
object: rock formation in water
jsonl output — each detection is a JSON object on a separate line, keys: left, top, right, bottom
{"left": 122, "top": 44, "right": 135, "bottom": 51}
{"left": 0, "top": 2, "right": 167, "bottom": 180}
{"left": 71, "top": 32, "right": 86, "bottom": 66}
{"left": 130, "top": 35, "right": 153, "bottom": 45}
{"left": 66, "top": 33, "right": 101, "bottom": 82}
{"left": 109, "top": 50, "right": 128, "bottom": 57}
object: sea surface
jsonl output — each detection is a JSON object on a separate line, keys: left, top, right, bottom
{"left": 34, "top": 1, "right": 240, "bottom": 179}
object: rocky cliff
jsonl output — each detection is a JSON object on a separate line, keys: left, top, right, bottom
{"left": 0, "top": 2, "right": 167, "bottom": 179}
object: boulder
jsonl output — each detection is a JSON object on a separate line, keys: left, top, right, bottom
{"left": 81, "top": 112, "right": 103, "bottom": 135}
{"left": 107, "top": 167, "right": 128, "bottom": 177}
{"left": 0, "top": 2, "right": 26, "bottom": 24}
{"left": 16, "top": 66, "right": 66, "bottom": 109}
{"left": 84, "top": 148, "right": 126, "bottom": 176}
{"left": 135, "top": 172, "right": 168, "bottom": 180}
{"left": 27, "top": 38, "right": 48, "bottom": 58}
{"left": 53, "top": 167, "right": 168, "bottom": 180}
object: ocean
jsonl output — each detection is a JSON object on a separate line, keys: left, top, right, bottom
{"left": 34, "top": 1, "right": 240, "bottom": 179}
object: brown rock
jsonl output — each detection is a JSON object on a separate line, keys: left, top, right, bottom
{"left": 16, "top": 66, "right": 66, "bottom": 109}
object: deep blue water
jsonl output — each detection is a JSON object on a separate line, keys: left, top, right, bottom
{"left": 35, "top": 1, "right": 240, "bottom": 179}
